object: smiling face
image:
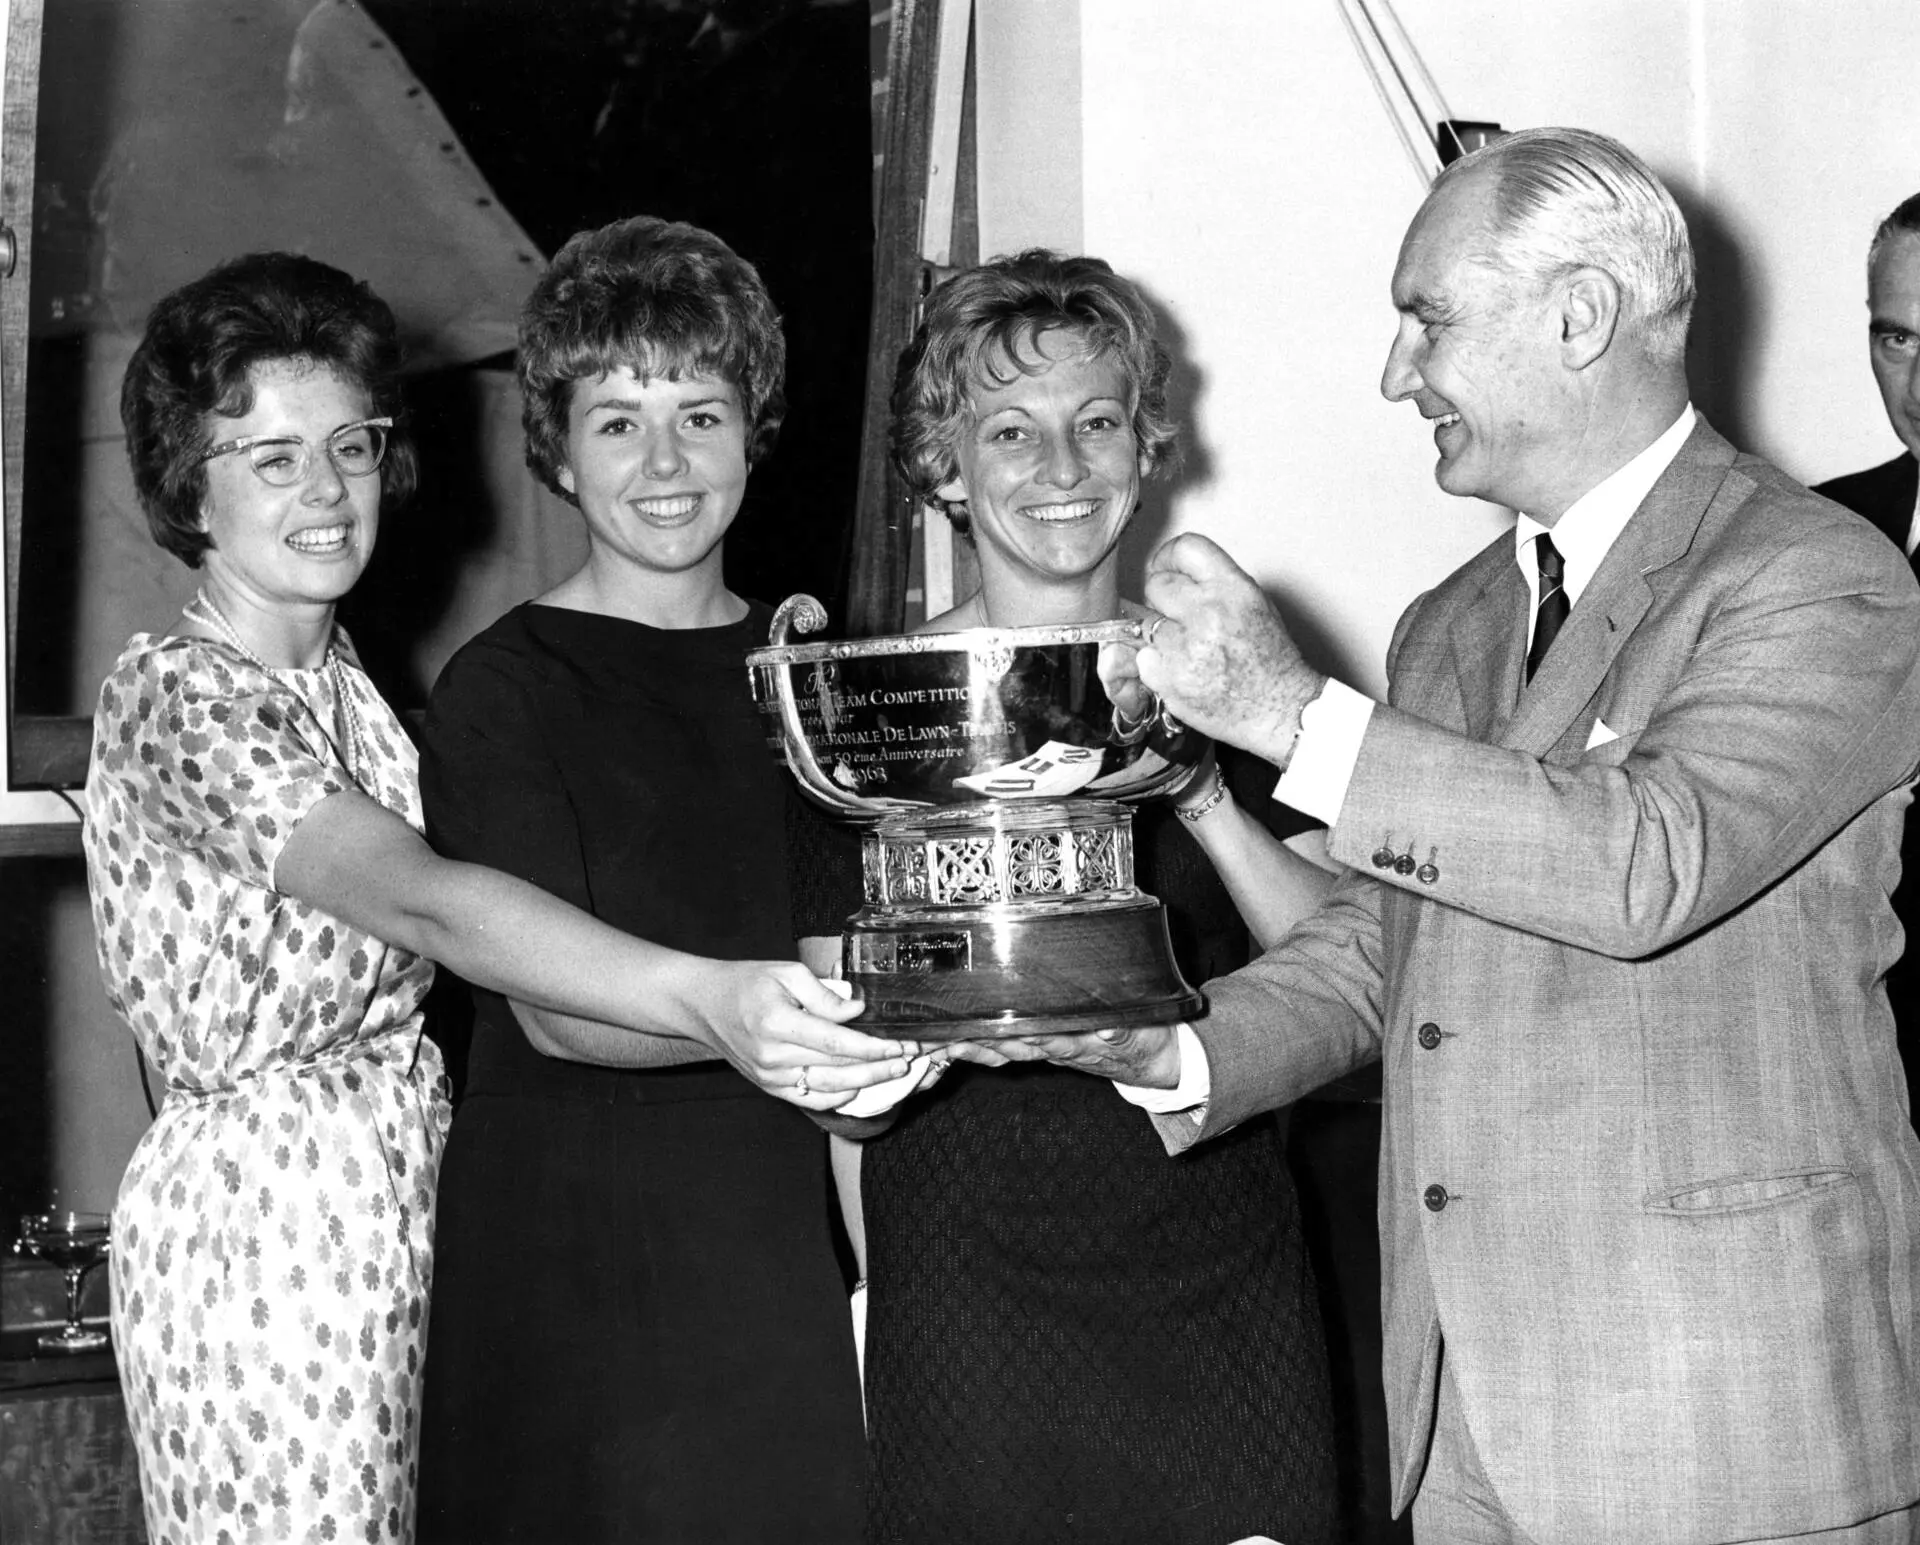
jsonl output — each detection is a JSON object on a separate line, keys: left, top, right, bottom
{"left": 198, "top": 358, "right": 380, "bottom": 615}
{"left": 1380, "top": 168, "right": 1572, "bottom": 514}
{"left": 557, "top": 363, "right": 749, "bottom": 582}
{"left": 1869, "top": 228, "right": 1920, "bottom": 462}
{"left": 937, "top": 328, "right": 1144, "bottom": 602}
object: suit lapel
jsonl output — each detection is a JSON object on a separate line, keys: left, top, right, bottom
{"left": 1442, "top": 557, "right": 1528, "bottom": 741}
{"left": 1501, "top": 420, "right": 1738, "bottom": 758}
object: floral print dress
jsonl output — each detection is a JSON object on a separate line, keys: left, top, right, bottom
{"left": 83, "top": 631, "right": 451, "bottom": 1545}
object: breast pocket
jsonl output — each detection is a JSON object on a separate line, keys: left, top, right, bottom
{"left": 1580, "top": 722, "right": 1640, "bottom": 767}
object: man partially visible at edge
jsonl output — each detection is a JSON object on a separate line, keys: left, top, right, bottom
{"left": 1815, "top": 190, "right": 1920, "bottom": 1131}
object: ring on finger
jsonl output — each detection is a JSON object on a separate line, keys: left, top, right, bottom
{"left": 795, "top": 1066, "right": 812, "bottom": 1097}
{"left": 1144, "top": 615, "right": 1167, "bottom": 648}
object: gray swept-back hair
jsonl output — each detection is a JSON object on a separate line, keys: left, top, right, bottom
{"left": 1434, "top": 126, "right": 1695, "bottom": 362}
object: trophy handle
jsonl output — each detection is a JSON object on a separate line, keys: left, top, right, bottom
{"left": 1149, "top": 703, "right": 1208, "bottom": 777}
{"left": 770, "top": 593, "right": 830, "bottom": 645}
{"left": 1108, "top": 695, "right": 1208, "bottom": 800}
{"left": 1110, "top": 694, "right": 1158, "bottom": 746}
{"left": 762, "top": 595, "right": 871, "bottom": 818}
{"left": 1102, "top": 618, "right": 1186, "bottom": 749}
{"left": 1110, "top": 694, "right": 1185, "bottom": 748}
{"left": 1104, "top": 638, "right": 1206, "bottom": 796}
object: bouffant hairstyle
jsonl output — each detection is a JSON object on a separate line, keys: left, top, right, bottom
{"left": 516, "top": 216, "right": 787, "bottom": 503}
{"left": 890, "top": 250, "right": 1179, "bottom": 533}
{"left": 120, "top": 252, "right": 416, "bottom": 568}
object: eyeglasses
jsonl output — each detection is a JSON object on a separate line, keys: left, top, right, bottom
{"left": 200, "top": 417, "right": 393, "bottom": 488}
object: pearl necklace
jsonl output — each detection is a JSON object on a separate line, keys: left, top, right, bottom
{"left": 184, "top": 589, "right": 371, "bottom": 790}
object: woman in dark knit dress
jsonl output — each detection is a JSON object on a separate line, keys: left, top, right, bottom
{"left": 416, "top": 217, "right": 910, "bottom": 1544}
{"left": 814, "top": 251, "right": 1342, "bottom": 1544}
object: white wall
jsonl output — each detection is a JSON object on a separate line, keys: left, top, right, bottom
{"left": 975, "top": 0, "right": 1083, "bottom": 257}
{"left": 973, "top": 0, "right": 1920, "bottom": 695}
{"left": 1692, "top": 3, "right": 1920, "bottom": 485}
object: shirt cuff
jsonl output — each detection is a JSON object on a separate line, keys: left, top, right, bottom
{"left": 1114, "top": 1021, "right": 1211, "bottom": 1119}
{"left": 1274, "top": 677, "right": 1377, "bottom": 824}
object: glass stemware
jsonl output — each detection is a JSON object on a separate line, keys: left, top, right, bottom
{"left": 16, "top": 1210, "right": 112, "bottom": 1354}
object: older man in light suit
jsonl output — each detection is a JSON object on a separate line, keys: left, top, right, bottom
{"left": 1055, "top": 128, "right": 1920, "bottom": 1542}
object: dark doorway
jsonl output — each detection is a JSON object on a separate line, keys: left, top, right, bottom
{"left": 361, "top": 0, "right": 876, "bottom": 638}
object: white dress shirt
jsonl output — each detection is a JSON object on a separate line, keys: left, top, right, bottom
{"left": 1118, "top": 405, "right": 1698, "bottom": 1117}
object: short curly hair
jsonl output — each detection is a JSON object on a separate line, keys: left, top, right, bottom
{"left": 890, "top": 250, "right": 1179, "bottom": 532}
{"left": 517, "top": 216, "right": 787, "bottom": 503}
{"left": 120, "top": 252, "right": 416, "bottom": 568}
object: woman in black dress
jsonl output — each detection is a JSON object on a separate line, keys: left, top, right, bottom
{"left": 416, "top": 217, "right": 901, "bottom": 1543}
{"left": 819, "top": 251, "right": 1342, "bottom": 1544}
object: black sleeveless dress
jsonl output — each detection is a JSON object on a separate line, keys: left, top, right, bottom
{"left": 794, "top": 756, "right": 1338, "bottom": 1545}
{"left": 417, "top": 602, "right": 865, "bottom": 1544}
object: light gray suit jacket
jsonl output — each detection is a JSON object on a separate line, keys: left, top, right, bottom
{"left": 1157, "top": 421, "right": 1920, "bottom": 1543}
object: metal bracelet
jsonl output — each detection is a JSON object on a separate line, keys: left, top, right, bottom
{"left": 1173, "top": 765, "right": 1230, "bottom": 824}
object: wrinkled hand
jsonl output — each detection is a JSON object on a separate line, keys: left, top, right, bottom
{"left": 1004, "top": 1023, "right": 1184, "bottom": 1087}
{"left": 702, "top": 961, "right": 921, "bottom": 1111}
{"left": 1139, "top": 534, "right": 1327, "bottom": 768}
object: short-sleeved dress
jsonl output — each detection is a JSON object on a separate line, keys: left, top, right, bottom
{"left": 793, "top": 755, "right": 1339, "bottom": 1545}
{"left": 414, "top": 602, "right": 865, "bottom": 1544}
{"left": 83, "top": 631, "right": 452, "bottom": 1545}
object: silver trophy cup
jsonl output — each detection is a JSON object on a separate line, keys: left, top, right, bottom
{"left": 748, "top": 595, "right": 1206, "bottom": 1038}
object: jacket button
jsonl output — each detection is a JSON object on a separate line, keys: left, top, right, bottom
{"left": 1416, "top": 862, "right": 1439, "bottom": 884}
{"left": 1393, "top": 854, "right": 1416, "bottom": 875}
{"left": 1371, "top": 847, "right": 1396, "bottom": 870}
{"left": 1417, "top": 1022, "right": 1442, "bottom": 1050}
{"left": 1423, "top": 1183, "right": 1449, "bottom": 1212}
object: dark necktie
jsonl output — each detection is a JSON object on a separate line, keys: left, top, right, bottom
{"left": 1526, "top": 533, "right": 1569, "bottom": 682}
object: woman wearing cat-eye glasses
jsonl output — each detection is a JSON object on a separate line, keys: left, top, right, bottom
{"left": 81, "top": 250, "right": 905, "bottom": 1545}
